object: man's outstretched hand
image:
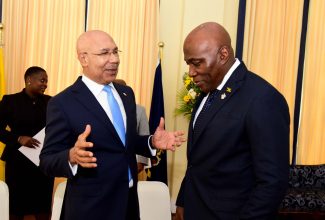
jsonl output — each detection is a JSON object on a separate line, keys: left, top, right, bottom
{"left": 152, "top": 118, "right": 186, "bottom": 151}
{"left": 69, "top": 124, "right": 97, "bottom": 168}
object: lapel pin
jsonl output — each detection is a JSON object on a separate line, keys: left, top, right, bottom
{"left": 226, "top": 87, "right": 232, "bottom": 93}
{"left": 221, "top": 93, "right": 226, "bottom": 100}
{"left": 123, "top": 92, "right": 127, "bottom": 96}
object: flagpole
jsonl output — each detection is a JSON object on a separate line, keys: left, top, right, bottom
{"left": 158, "top": 41, "right": 164, "bottom": 60}
{"left": 0, "top": 23, "right": 3, "bottom": 47}
{"left": 0, "top": 22, "right": 5, "bottom": 181}
{"left": 148, "top": 41, "right": 167, "bottom": 184}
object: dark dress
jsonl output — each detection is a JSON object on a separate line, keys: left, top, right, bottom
{"left": 0, "top": 89, "right": 54, "bottom": 215}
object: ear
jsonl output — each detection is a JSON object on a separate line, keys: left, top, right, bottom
{"left": 26, "top": 76, "right": 31, "bottom": 84}
{"left": 78, "top": 52, "right": 88, "bottom": 67}
{"left": 219, "top": 46, "right": 229, "bottom": 64}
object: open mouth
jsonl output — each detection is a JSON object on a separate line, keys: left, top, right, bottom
{"left": 105, "top": 68, "right": 118, "bottom": 74}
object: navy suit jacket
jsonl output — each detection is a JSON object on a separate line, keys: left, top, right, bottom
{"left": 176, "top": 62, "right": 290, "bottom": 220}
{"left": 40, "top": 77, "right": 151, "bottom": 220}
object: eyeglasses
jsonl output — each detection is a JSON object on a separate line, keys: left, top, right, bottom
{"left": 83, "top": 49, "right": 122, "bottom": 58}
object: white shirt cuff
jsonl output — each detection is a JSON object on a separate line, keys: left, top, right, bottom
{"left": 69, "top": 162, "right": 78, "bottom": 176}
{"left": 148, "top": 135, "right": 156, "bottom": 156}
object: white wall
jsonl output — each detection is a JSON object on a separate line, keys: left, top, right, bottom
{"left": 159, "top": 0, "right": 240, "bottom": 205}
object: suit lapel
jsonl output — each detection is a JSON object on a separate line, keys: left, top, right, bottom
{"left": 70, "top": 77, "right": 122, "bottom": 145}
{"left": 188, "top": 93, "right": 205, "bottom": 153}
{"left": 191, "top": 63, "right": 247, "bottom": 147}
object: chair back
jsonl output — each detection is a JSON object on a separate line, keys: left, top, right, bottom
{"left": 51, "top": 180, "right": 67, "bottom": 220}
{"left": 137, "top": 181, "right": 171, "bottom": 220}
{"left": 0, "top": 180, "right": 9, "bottom": 220}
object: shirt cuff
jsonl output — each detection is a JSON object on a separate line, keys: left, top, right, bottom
{"left": 148, "top": 135, "right": 156, "bottom": 156}
{"left": 69, "top": 162, "right": 78, "bottom": 176}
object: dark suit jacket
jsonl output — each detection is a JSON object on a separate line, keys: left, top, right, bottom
{"left": 176, "top": 62, "right": 290, "bottom": 220}
{"left": 40, "top": 77, "right": 151, "bottom": 220}
{"left": 0, "top": 90, "right": 54, "bottom": 214}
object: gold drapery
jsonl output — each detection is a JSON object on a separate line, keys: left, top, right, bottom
{"left": 2, "top": 0, "right": 159, "bottom": 190}
{"left": 2, "top": 0, "right": 158, "bottom": 113}
{"left": 2, "top": 0, "right": 85, "bottom": 96}
{"left": 296, "top": 0, "right": 325, "bottom": 164}
{"left": 0, "top": 24, "right": 5, "bottom": 180}
{"left": 243, "top": 0, "right": 304, "bottom": 163}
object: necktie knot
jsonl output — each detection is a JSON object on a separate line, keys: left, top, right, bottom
{"left": 194, "top": 89, "right": 219, "bottom": 131}
{"left": 103, "top": 84, "right": 113, "bottom": 94}
{"left": 205, "top": 89, "right": 218, "bottom": 108}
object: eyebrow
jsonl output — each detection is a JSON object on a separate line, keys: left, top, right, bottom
{"left": 186, "top": 58, "right": 203, "bottom": 63}
{"left": 99, "top": 47, "right": 119, "bottom": 52}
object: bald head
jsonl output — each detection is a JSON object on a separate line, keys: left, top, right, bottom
{"left": 76, "top": 30, "right": 120, "bottom": 85}
{"left": 76, "top": 30, "right": 116, "bottom": 55}
{"left": 185, "top": 22, "right": 232, "bottom": 53}
{"left": 183, "top": 22, "right": 235, "bottom": 93}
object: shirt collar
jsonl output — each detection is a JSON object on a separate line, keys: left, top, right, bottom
{"left": 217, "top": 58, "right": 240, "bottom": 90}
{"left": 81, "top": 74, "right": 115, "bottom": 97}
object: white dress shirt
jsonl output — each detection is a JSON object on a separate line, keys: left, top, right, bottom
{"left": 69, "top": 75, "right": 156, "bottom": 186}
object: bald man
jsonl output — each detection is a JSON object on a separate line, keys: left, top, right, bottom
{"left": 39, "top": 30, "right": 185, "bottom": 220}
{"left": 175, "top": 22, "right": 289, "bottom": 220}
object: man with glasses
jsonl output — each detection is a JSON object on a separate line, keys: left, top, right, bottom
{"left": 40, "top": 30, "right": 185, "bottom": 220}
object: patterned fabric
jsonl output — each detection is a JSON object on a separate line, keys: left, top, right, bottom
{"left": 194, "top": 89, "right": 218, "bottom": 131}
{"left": 279, "top": 164, "right": 325, "bottom": 212}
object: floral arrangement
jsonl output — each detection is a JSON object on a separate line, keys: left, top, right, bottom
{"left": 175, "top": 72, "right": 201, "bottom": 121}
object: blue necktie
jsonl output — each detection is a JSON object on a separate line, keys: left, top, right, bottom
{"left": 104, "top": 85, "right": 132, "bottom": 184}
{"left": 103, "top": 85, "right": 125, "bottom": 145}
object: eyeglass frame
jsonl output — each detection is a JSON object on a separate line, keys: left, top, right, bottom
{"left": 82, "top": 48, "right": 122, "bottom": 58}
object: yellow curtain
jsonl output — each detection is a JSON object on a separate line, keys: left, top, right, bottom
{"left": 0, "top": 46, "right": 5, "bottom": 180}
{"left": 87, "top": 0, "right": 159, "bottom": 112}
{"left": 1, "top": 0, "right": 159, "bottom": 185}
{"left": 296, "top": 0, "right": 325, "bottom": 164}
{"left": 2, "top": 0, "right": 85, "bottom": 96}
{"left": 243, "top": 0, "right": 304, "bottom": 162}
{"left": 0, "top": 49, "right": 4, "bottom": 99}
{"left": 2, "top": 0, "right": 86, "bottom": 188}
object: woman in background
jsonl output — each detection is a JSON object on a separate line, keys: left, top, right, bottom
{"left": 0, "top": 66, "right": 54, "bottom": 220}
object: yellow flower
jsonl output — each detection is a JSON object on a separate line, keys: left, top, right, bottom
{"left": 184, "top": 79, "right": 191, "bottom": 86}
{"left": 175, "top": 72, "right": 201, "bottom": 121}
{"left": 183, "top": 95, "right": 191, "bottom": 103}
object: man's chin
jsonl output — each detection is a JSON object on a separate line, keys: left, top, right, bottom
{"left": 103, "top": 74, "right": 117, "bottom": 84}
{"left": 199, "top": 86, "right": 209, "bottom": 93}
{"left": 105, "top": 71, "right": 118, "bottom": 77}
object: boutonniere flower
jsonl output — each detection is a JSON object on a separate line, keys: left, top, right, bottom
{"left": 175, "top": 72, "right": 201, "bottom": 121}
